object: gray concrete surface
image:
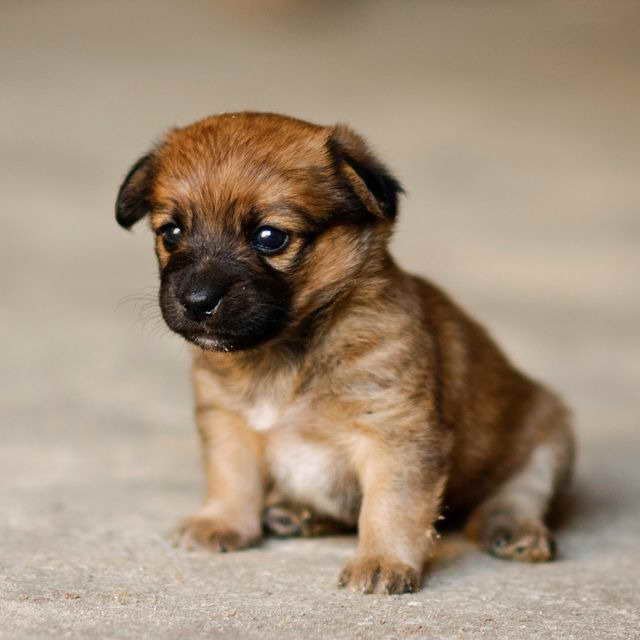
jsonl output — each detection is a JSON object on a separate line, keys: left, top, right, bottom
{"left": 2, "top": 1, "right": 639, "bottom": 638}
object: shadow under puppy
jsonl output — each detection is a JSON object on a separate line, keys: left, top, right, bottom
{"left": 115, "top": 112, "right": 575, "bottom": 594}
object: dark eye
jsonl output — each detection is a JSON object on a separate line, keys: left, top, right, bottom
{"left": 251, "top": 226, "right": 289, "bottom": 255}
{"left": 158, "top": 223, "right": 182, "bottom": 251}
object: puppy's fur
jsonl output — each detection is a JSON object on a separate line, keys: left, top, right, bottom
{"left": 116, "top": 112, "right": 574, "bottom": 594}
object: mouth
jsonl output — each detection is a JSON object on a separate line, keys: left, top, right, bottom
{"left": 185, "top": 331, "right": 240, "bottom": 352}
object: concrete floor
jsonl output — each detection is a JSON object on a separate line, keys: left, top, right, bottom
{"left": 1, "top": 1, "right": 639, "bottom": 638}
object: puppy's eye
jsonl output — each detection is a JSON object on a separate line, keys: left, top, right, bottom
{"left": 157, "top": 223, "right": 182, "bottom": 251}
{"left": 251, "top": 226, "right": 289, "bottom": 255}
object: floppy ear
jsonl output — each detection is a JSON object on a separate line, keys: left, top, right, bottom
{"left": 115, "top": 153, "right": 155, "bottom": 229}
{"left": 327, "top": 124, "right": 403, "bottom": 221}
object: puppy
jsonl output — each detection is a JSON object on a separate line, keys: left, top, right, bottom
{"left": 115, "top": 112, "right": 574, "bottom": 594}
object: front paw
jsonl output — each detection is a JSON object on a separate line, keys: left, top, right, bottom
{"left": 338, "top": 556, "right": 421, "bottom": 594}
{"left": 173, "top": 509, "right": 261, "bottom": 552}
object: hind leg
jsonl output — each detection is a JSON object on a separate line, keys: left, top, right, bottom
{"left": 262, "top": 490, "right": 352, "bottom": 538}
{"left": 466, "top": 397, "right": 574, "bottom": 562}
{"left": 262, "top": 503, "right": 352, "bottom": 537}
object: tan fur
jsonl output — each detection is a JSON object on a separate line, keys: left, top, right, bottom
{"left": 117, "top": 112, "right": 575, "bottom": 594}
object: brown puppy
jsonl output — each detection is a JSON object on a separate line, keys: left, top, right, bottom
{"left": 116, "top": 112, "right": 574, "bottom": 594}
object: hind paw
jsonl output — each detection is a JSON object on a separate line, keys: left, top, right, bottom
{"left": 472, "top": 512, "right": 556, "bottom": 563}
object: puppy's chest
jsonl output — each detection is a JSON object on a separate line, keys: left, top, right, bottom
{"left": 241, "top": 396, "right": 358, "bottom": 523}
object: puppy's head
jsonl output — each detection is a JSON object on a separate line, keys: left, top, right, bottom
{"left": 116, "top": 112, "right": 402, "bottom": 352}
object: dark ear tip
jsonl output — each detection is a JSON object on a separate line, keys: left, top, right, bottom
{"left": 328, "top": 125, "right": 402, "bottom": 220}
{"left": 115, "top": 205, "right": 134, "bottom": 230}
{"left": 115, "top": 153, "right": 154, "bottom": 229}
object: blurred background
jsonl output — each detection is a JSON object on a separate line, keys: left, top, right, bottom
{"left": 2, "top": 1, "right": 639, "bottom": 638}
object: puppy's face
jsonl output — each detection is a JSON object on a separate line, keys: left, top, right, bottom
{"left": 116, "top": 113, "right": 401, "bottom": 351}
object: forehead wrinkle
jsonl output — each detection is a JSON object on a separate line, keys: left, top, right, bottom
{"left": 150, "top": 210, "right": 180, "bottom": 231}
{"left": 160, "top": 151, "right": 281, "bottom": 213}
{"left": 257, "top": 203, "right": 317, "bottom": 234}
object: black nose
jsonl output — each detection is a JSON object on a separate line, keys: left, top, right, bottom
{"left": 180, "top": 284, "right": 223, "bottom": 322}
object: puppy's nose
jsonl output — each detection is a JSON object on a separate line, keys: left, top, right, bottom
{"left": 180, "top": 285, "right": 223, "bottom": 322}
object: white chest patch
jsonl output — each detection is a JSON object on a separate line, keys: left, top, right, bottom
{"left": 267, "top": 434, "right": 343, "bottom": 519}
{"left": 244, "top": 402, "right": 280, "bottom": 432}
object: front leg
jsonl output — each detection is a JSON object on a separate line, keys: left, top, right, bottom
{"left": 175, "top": 404, "right": 265, "bottom": 552}
{"left": 338, "top": 437, "right": 447, "bottom": 594}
